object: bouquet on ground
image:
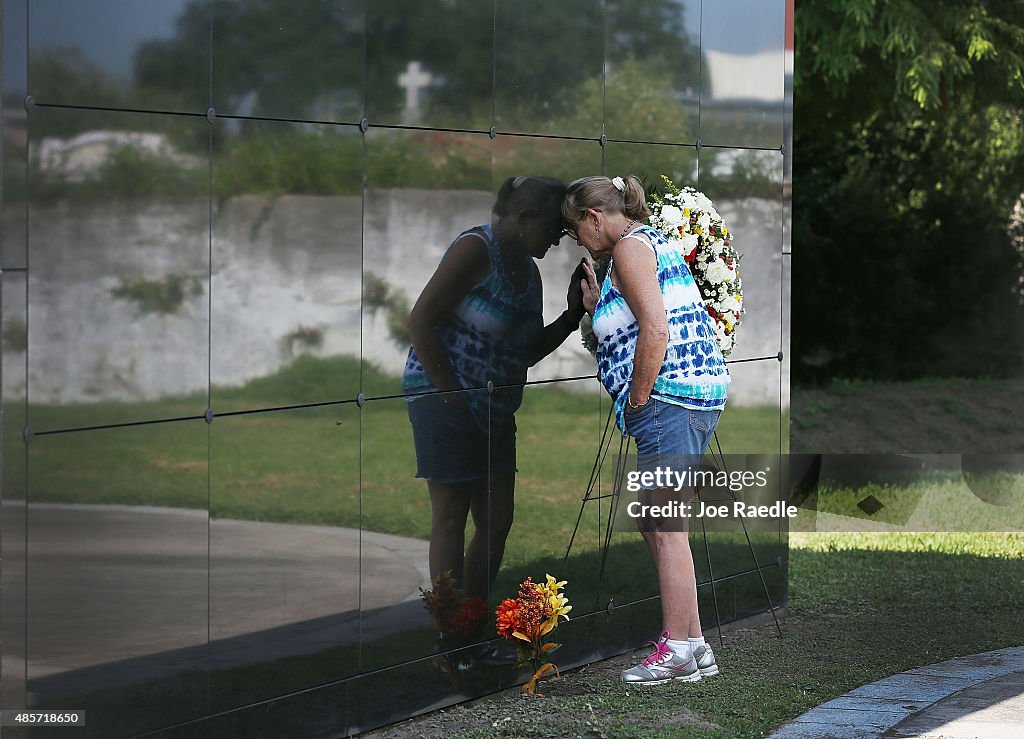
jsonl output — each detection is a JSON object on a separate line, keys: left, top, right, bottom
{"left": 648, "top": 175, "right": 743, "bottom": 356}
{"left": 495, "top": 574, "right": 572, "bottom": 695}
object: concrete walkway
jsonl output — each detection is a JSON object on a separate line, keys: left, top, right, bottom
{"left": 4, "top": 501, "right": 432, "bottom": 698}
{"left": 768, "top": 647, "right": 1024, "bottom": 738}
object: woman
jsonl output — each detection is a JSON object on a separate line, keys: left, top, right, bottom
{"left": 403, "top": 175, "right": 586, "bottom": 613}
{"left": 565, "top": 174, "right": 730, "bottom": 684}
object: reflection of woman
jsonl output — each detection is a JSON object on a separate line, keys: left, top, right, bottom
{"left": 403, "top": 176, "right": 586, "bottom": 607}
{"left": 565, "top": 175, "right": 730, "bottom": 684}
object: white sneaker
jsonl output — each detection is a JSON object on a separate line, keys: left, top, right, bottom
{"left": 620, "top": 631, "right": 702, "bottom": 685}
{"left": 693, "top": 643, "right": 719, "bottom": 677}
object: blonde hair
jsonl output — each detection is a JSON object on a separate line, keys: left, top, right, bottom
{"left": 562, "top": 175, "right": 650, "bottom": 226}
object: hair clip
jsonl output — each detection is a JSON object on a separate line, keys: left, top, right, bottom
{"left": 611, "top": 176, "right": 625, "bottom": 192}
{"left": 513, "top": 176, "right": 528, "bottom": 189}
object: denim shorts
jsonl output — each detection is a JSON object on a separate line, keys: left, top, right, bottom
{"left": 407, "top": 393, "right": 516, "bottom": 483}
{"left": 623, "top": 398, "right": 721, "bottom": 490}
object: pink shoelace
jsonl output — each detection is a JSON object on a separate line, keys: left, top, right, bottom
{"left": 641, "top": 631, "right": 672, "bottom": 667}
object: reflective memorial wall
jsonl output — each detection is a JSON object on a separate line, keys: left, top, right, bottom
{"left": 1, "top": 0, "right": 792, "bottom": 735}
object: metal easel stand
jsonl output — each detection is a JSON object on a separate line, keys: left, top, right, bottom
{"left": 563, "top": 407, "right": 785, "bottom": 652}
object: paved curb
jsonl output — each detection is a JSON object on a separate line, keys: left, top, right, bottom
{"left": 767, "top": 646, "right": 1024, "bottom": 738}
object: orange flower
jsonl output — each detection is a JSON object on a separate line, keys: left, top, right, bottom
{"left": 495, "top": 598, "right": 522, "bottom": 640}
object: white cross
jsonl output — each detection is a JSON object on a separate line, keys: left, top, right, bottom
{"left": 398, "top": 61, "right": 432, "bottom": 121}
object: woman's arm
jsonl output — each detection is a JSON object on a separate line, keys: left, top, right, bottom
{"left": 528, "top": 258, "right": 589, "bottom": 366}
{"left": 407, "top": 234, "right": 490, "bottom": 394}
{"left": 612, "top": 239, "right": 668, "bottom": 406}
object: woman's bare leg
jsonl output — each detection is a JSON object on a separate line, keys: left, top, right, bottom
{"left": 652, "top": 528, "right": 698, "bottom": 638}
{"left": 464, "top": 471, "right": 516, "bottom": 599}
{"left": 639, "top": 487, "right": 700, "bottom": 638}
{"left": 428, "top": 480, "right": 474, "bottom": 587}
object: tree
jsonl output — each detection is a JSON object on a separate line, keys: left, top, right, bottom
{"left": 136, "top": 0, "right": 364, "bottom": 121}
{"left": 793, "top": 0, "right": 1024, "bottom": 382}
{"left": 797, "top": 0, "right": 1024, "bottom": 120}
{"left": 131, "top": 0, "right": 700, "bottom": 130}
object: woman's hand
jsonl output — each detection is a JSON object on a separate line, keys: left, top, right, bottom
{"left": 578, "top": 258, "right": 600, "bottom": 316}
{"left": 566, "top": 259, "right": 586, "bottom": 320}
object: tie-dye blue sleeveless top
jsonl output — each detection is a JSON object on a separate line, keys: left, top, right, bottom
{"left": 591, "top": 224, "right": 729, "bottom": 433}
{"left": 402, "top": 224, "right": 544, "bottom": 431}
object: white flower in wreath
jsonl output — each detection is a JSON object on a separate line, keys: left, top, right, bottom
{"left": 705, "top": 259, "right": 733, "bottom": 284}
{"left": 721, "top": 294, "right": 742, "bottom": 313}
{"left": 660, "top": 204, "right": 685, "bottom": 229}
{"left": 698, "top": 212, "right": 711, "bottom": 233}
{"left": 681, "top": 233, "right": 699, "bottom": 253}
{"left": 695, "top": 192, "right": 713, "bottom": 211}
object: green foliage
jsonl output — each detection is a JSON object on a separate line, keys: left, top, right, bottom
{"left": 700, "top": 149, "right": 781, "bottom": 201}
{"left": 3, "top": 318, "right": 28, "bottom": 354}
{"left": 211, "top": 354, "right": 396, "bottom": 407}
{"left": 366, "top": 130, "right": 491, "bottom": 191}
{"left": 109, "top": 274, "right": 205, "bottom": 316}
{"left": 796, "top": 0, "right": 1024, "bottom": 115}
{"left": 385, "top": 290, "right": 412, "bottom": 348}
{"left": 794, "top": 0, "right": 1024, "bottom": 383}
{"left": 27, "top": 48, "right": 207, "bottom": 145}
{"left": 32, "top": 145, "right": 208, "bottom": 202}
{"left": 27, "top": 1, "right": 720, "bottom": 200}
{"left": 27, "top": 48, "right": 126, "bottom": 118}
{"left": 575, "top": 56, "right": 689, "bottom": 140}
{"left": 213, "top": 128, "right": 363, "bottom": 198}
{"left": 130, "top": 0, "right": 700, "bottom": 131}
{"left": 363, "top": 272, "right": 413, "bottom": 349}
{"left": 101, "top": 147, "right": 204, "bottom": 198}
{"left": 138, "top": 0, "right": 363, "bottom": 121}
{"left": 362, "top": 274, "right": 392, "bottom": 313}
{"left": 282, "top": 325, "right": 325, "bottom": 358}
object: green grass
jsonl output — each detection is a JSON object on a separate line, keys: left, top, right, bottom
{"left": 790, "top": 473, "right": 1024, "bottom": 532}
{"left": 17, "top": 355, "right": 783, "bottom": 555}
{"left": 371, "top": 532, "right": 1024, "bottom": 738}
{"left": 791, "top": 376, "right": 1024, "bottom": 453}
